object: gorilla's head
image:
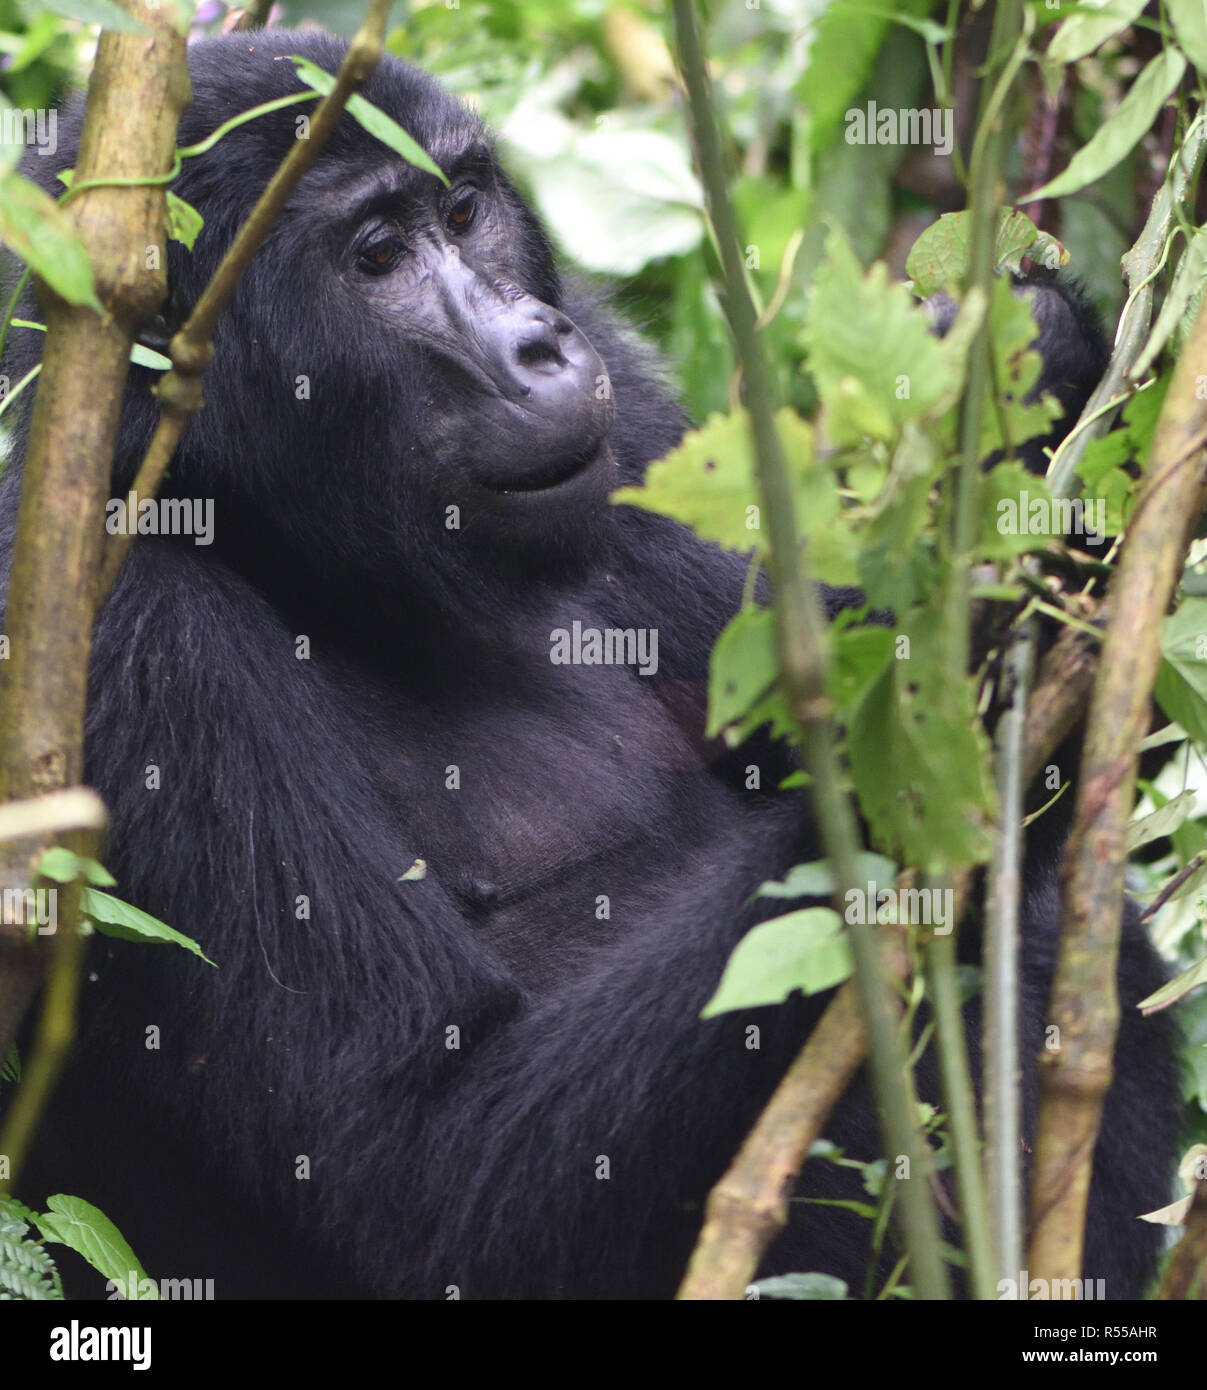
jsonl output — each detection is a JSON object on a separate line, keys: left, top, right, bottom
{"left": 9, "top": 32, "right": 623, "bottom": 601}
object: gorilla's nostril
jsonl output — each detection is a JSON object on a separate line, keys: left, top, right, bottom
{"left": 515, "top": 332, "right": 567, "bottom": 371}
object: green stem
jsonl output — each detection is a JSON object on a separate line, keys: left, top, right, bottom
{"left": 671, "top": 0, "right": 949, "bottom": 1301}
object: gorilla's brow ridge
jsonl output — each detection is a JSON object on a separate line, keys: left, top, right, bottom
{"left": 329, "top": 141, "right": 495, "bottom": 226}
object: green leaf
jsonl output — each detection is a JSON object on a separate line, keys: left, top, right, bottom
{"left": 81, "top": 887, "right": 215, "bottom": 965}
{"left": 750, "top": 1272, "right": 849, "bottom": 1300}
{"left": 757, "top": 852, "right": 898, "bottom": 900}
{"left": 37, "top": 847, "right": 116, "bottom": 887}
{"left": 0, "top": 172, "right": 102, "bottom": 312}
{"left": 1075, "top": 376, "right": 1166, "bottom": 531}
{"left": 291, "top": 58, "right": 448, "bottom": 186}
{"left": 39, "top": 0, "right": 150, "bottom": 33}
{"left": 503, "top": 119, "right": 703, "bottom": 277}
{"left": 707, "top": 606, "right": 778, "bottom": 737}
{"left": 36, "top": 1195, "right": 158, "bottom": 1299}
{"left": 1026, "top": 50, "right": 1187, "bottom": 202}
{"left": 1155, "top": 597, "right": 1207, "bottom": 744}
{"left": 848, "top": 609, "right": 996, "bottom": 872}
{"left": 979, "top": 462, "right": 1061, "bottom": 561}
{"left": 797, "top": 0, "right": 896, "bottom": 155}
{"left": 1138, "top": 721, "right": 1187, "bottom": 753}
{"left": 1139, "top": 953, "right": 1207, "bottom": 1013}
{"left": 1046, "top": 0, "right": 1149, "bottom": 65}
{"left": 701, "top": 908, "right": 853, "bottom": 1018}
{"left": 17, "top": 316, "right": 170, "bottom": 373}
{"left": 981, "top": 277, "right": 1062, "bottom": 460}
{"left": 0, "top": 96, "right": 21, "bottom": 176}
{"left": 1133, "top": 228, "right": 1207, "bottom": 379}
{"left": 829, "top": 622, "right": 897, "bottom": 713}
{"left": 131, "top": 343, "right": 171, "bottom": 371}
{"left": 906, "top": 208, "right": 1066, "bottom": 296}
{"left": 613, "top": 408, "right": 828, "bottom": 555}
{"left": 723, "top": 685, "right": 799, "bottom": 751}
{"left": 0, "top": 1195, "right": 63, "bottom": 1301}
{"left": 165, "top": 191, "right": 203, "bottom": 250}
{"left": 1168, "top": 0, "right": 1207, "bottom": 73}
{"left": 803, "top": 229, "right": 952, "bottom": 444}
{"left": 1127, "top": 788, "right": 1196, "bottom": 851}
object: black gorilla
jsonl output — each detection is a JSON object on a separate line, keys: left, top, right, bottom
{"left": 0, "top": 32, "right": 1176, "bottom": 1299}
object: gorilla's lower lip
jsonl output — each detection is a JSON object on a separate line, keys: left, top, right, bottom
{"left": 486, "top": 441, "right": 608, "bottom": 495}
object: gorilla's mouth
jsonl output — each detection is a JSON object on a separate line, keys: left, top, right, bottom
{"left": 485, "top": 440, "right": 611, "bottom": 496}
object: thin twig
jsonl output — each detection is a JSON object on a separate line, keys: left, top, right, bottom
{"left": 97, "top": 0, "right": 395, "bottom": 601}
{"left": 671, "top": 0, "right": 948, "bottom": 1302}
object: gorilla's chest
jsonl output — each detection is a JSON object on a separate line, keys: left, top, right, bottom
{"left": 358, "top": 657, "right": 733, "bottom": 978}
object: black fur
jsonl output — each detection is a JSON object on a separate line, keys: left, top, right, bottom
{"left": 0, "top": 32, "right": 1176, "bottom": 1299}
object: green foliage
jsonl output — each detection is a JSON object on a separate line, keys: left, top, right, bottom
{"left": 4, "top": 0, "right": 1207, "bottom": 1291}
{"left": 36, "top": 1194, "right": 159, "bottom": 1299}
{"left": 701, "top": 907, "right": 853, "bottom": 1018}
{"left": 847, "top": 609, "right": 996, "bottom": 873}
{"left": 37, "top": 846, "right": 114, "bottom": 886}
{"left": 0, "top": 1, "right": 92, "bottom": 111}
{"left": 36, "top": 0, "right": 148, "bottom": 33}
{"left": 165, "top": 191, "right": 202, "bottom": 251}
{"left": 613, "top": 407, "right": 832, "bottom": 555}
{"left": 1045, "top": 0, "right": 1149, "bottom": 67}
{"left": 1075, "top": 375, "right": 1167, "bottom": 531}
{"left": 707, "top": 603, "right": 778, "bottom": 739}
{"left": 1028, "top": 49, "right": 1187, "bottom": 202}
{"left": 292, "top": 56, "right": 449, "bottom": 185}
{"left": 906, "top": 208, "right": 1068, "bottom": 295}
{"left": 979, "top": 274, "right": 1061, "bottom": 459}
{"left": 79, "top": 887, "right": 216, "bottom": 964}
{"left": 0, "top": 1196, "right": 63, "bottom": 1301}
{"left": 756, "top": 853, "right": 899, "bottom": 902}
{"left": 803, "top": 230, "right": 955, "bottom": 444}
{"left": 750, "top": 1272, "right": 849, "bottom": 1300}
{"left": 1169, "top": 0, "right": 1207, "bottom": 73}
{"left": 37, "top": 848, "right": 215, "bottom": 963}
{"left": 0, "top": 171, "right": 100, "bottom": 310}
{"left": 1155, "top": 598, "right": 1207, "bottom": 746}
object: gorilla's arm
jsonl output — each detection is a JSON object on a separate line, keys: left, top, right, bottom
{"left": 83, "top": 537, "right": 811, "bottom": 1299}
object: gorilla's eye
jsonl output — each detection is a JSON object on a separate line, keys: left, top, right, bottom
{"left": 445, "top": 189, "right": 478, "bottom": 233}
{"left": 356, "top": 228, "right": 405, "bottom": 275}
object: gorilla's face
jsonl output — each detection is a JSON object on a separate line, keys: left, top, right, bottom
{"left": 105, "top": 34, "right": 622, "bottom": 578}
{"left": 341, "top": 171, "right": 616, "bottom": 522}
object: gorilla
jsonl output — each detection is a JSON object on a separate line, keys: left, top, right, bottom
{"left": 0, "top": 31, "right": 1176, "bottom": 1299}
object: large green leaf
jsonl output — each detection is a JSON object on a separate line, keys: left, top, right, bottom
{"left": 39, "top": 0, "right": 150, "bottom": 33}
{"left": 702, "top": 908, "right": 852, "bottom": 1018}
{"left": 1026, "top": 50, "right": 1186, "bottom": 201}
{"left": 0, "top": 172, "right": 101, "bottom": 311}
{"left": 1169, "top": 0, "right": 1207, "bottom": 74}
{"left": 36, "top": 1196, "right": 158, "bottom": 1299}
{"left": 81, "top": 887, "right": 215, "bottom": 966}
{"left": 291, "top": 57, "right": 448, "bottom": 186}
{"left": 1046, "top": 0, "right": 1149, "bottom": 65}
